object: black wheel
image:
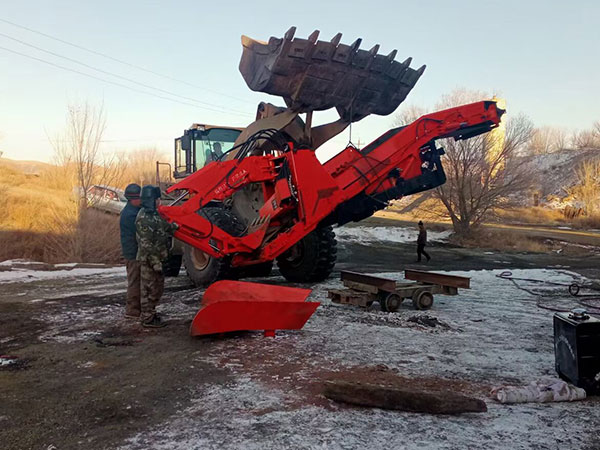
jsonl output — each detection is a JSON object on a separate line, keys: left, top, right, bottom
{"left": 182, "top": 207, "right": 245, "bottom": 287}
{"left": 412, "top": 290, "right": 434, "bottom": 310}
{"left": 230, "top": 260, "right": 274, "bottom": 279}
{"left": 379, "top": 299, "right": 388, "bottom": 312}
{"left": 383, "top": 293, "right": 402, "bottom": 312}
{"left": 276, "top": 225, "right": 337, "bottom": 283}
{"left": 162, "top": 254, "right": 182, "bottom": 277}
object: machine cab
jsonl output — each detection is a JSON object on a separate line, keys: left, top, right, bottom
{"left": 174, "top": 124, "right": 243, "bottom": 179}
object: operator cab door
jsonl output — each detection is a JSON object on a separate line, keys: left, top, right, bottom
{"left": 174, "top": 137, "right": 191, "bottom": 178}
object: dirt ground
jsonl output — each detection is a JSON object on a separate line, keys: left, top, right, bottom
{"left": 2, "top": 221, "right": 600, "bottom": 450}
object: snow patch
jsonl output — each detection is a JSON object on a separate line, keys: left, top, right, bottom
{"left": 0, "top": 266, "right": 126, "bottom": 284}
{"left": 335, "top": 226, "right": 451, "bottom": 244}
{"left": 0, "top": 357, "right": 18, "bottom": 367}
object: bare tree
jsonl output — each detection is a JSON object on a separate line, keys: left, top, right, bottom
{"left": 571, "top": 121, "right": 600, "bottom": 150}
{"left": 569, "top": 159, "right": 600, "bottom": 215}
{"left": 393, "top": 104, "right": 429, "bottom": 127}
{"left": 529, "top": 126, "right": 568, "bottom": 154}
{"left": 125, "top": 147, "right": 169, "bottom": 186}
{"left": 424, "top": 89, "right": 534, "bottom": 235}
{"left": 50, "top": 101, "right": 107, "bottom": 207}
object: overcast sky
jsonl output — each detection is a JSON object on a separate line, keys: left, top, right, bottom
{"left": 0, "top": 0, "right": 598, "bottom": 162}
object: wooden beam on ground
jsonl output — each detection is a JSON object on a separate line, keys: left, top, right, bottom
{"left": 323, "top": 380, "right": 487, "bottom": 414}
{"left": 340, "top": 271, "right": 397, "bottom": 292}
{"left": 404, "top": 270, "right": 471, "bottom": 289}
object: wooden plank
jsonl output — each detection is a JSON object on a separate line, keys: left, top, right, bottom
{"left": 404, "top": 270, "right": 470, "bottom": 289}
{"left": 328, "top": 289, "right": 373, "bottom": 307}
{"left": 323, "top": 381, "right": 487, "bottom": 414}
{"left": 341, "top": 271, "right": 396, "bottom": 292}
{"left": 342, "top": 279, "right": 380, "bottom": 294}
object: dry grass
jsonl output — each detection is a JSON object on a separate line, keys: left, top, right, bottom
{"left": 451, "top": 228, "right": 550, "bottom": 253}
{"left": 492, "top": 207, "right": 567, "bottom": 226}
{"left": 571, "top": 214, "right": 600, "bottom": 230}
{"left": 0, "top": 163, "right": 121, "bottom": 263}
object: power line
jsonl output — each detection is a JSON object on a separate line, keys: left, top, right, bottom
{"left": 0, "top": 17, "right": 255, "bottom": 105}
{"left": 0, "top": 31, "right": 251, "bottom": 116}
{"left": 0, "top": 44, "right": 251, "bottom": 117}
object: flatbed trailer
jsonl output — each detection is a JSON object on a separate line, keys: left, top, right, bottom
{"left": 328, "top": 270, "right": 470, "bottom": 311}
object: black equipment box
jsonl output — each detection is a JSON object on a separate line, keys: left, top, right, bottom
{"left": 554, "top": 311, "right": 600, "bottom": 394}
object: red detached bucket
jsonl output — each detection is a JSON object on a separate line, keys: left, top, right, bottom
{"left": 190, "top": 280, "right": 319, "bottom": 337}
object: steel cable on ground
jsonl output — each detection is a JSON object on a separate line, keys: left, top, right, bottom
{"left": 496, "top": 270, "right": 600, "bottom": 315}
{"left": 0, "top": 45, "right": 251, "bottom": 117}
{"left": 0, "top": 17, "right": 254, "bottom": 105}
{"left": 0, "top": 32, "right": 251, "bottom": 117}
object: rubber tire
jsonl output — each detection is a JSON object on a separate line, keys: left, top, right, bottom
{"left": 277, "top": 225, "right": 337, "bottom": 283}
{"left": 412, "top": 290, "right": 434, "bottom": 310}
{"left": 383, "top": 293, "right": 402, "bottom": 312}
{"left": 379, "top": 296, "right": 388, "bottom": 312}
{"left": 183, "top": 207, "right": 245, "bottom": 287}
{"left": 162, "top": 254, "right": 182, "bottom": 277}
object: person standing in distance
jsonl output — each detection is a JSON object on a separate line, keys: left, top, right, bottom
{"left": 417, "top": 220, "right": 431, "bottom": 263}
{"left": 135, "top": 185, "right": 178, "bottom": 328}
{"left": 119, "top": 183, "right": 142, "bottom": 319}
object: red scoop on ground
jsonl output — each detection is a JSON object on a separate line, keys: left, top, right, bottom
{"left": 189, "top": 280, "right": 319, "bottom": 337}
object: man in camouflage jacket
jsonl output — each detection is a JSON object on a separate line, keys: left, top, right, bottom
{"left": 136, "top": 185, "right": 178, "bottom": 328}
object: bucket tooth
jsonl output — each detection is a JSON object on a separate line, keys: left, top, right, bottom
{"left": 416, "top": 64, "right": 426, "bottom": 76}
{"left": 369, "top": 44, "right": 380, "bottom": 56}
{"left": 350, "top": 38, "right": 362, "bottom": 53}
{"left": 308, "top": 30, "right": 320, "bottom": 43}
{"left": 401, "top": 57, "right": 413, "bottom": 68}
{"left": 284, "top": 26, "right": 296, "bottom": 41}
{"left": 331, "top": 32, "right": 342, "bottom": 46}
{"left": 387, "top": 49, "right": 398, "bottom": 61}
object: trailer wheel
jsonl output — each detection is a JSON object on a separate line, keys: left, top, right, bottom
{"left": 183, "top": 207, "right": 245, "bottom": 287}
{"left": 412, "top": 290, "right": 434, "bottom": 310}
{"left": 277, "top": 225, "right": 337, "bottom": 283}
{"left": 379, "top": 295, "right": 388, "bottom": 312}
{"left": 382, "top": 293, "right": 402, "bottom": 312}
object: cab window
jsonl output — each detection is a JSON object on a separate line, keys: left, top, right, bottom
{"left": 194, "top": 128, "right": 241, "bottom": 170}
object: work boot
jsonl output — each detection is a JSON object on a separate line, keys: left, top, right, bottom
{"left": 125, "top": 310, "right": 140, "bottom": 320}
{"left": 142, "top": 313, "right": 167, "bottom": 328}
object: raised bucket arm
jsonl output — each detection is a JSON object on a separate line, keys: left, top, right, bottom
{"left": 159, "top": 101, "right": 504, "bottom": 265}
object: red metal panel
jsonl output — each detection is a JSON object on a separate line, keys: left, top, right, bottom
{"left": 190, "top": 281, "right": 319, "bottom": 336}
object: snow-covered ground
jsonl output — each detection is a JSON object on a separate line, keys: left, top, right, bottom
{"left": 116, "top": 268, "right": 598, "bottom": 450}
{"left": 0, "top": 262, "right": 125, "bottom": 283}
{"left": 2, "top": 263, "right": 597, "bottom": 449}
{"left": 335, "top": 225, "right": 451, "bottom": 244}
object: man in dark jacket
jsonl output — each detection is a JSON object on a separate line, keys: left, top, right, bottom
{"left": 119, "top": 183, "right": 142, "bottom": 318}
{"left": 417, "top": 220, "right": 431, "bottom": 262}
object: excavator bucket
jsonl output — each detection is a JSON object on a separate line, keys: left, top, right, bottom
{"left": 239, "top": 26, "right": 426, "bottom": 121}
{"left": 190, "top": 280, "right": 319, "bottom": 337}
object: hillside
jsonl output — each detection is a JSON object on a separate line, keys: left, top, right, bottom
{"left": 0, "top": 161, "right": 121, "bottom": 263}
{"left": 519, "top": 148, "right": 600, "bottom": 202}
{"left": 0, "top": 156, "right": 53, "bottom": 176}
